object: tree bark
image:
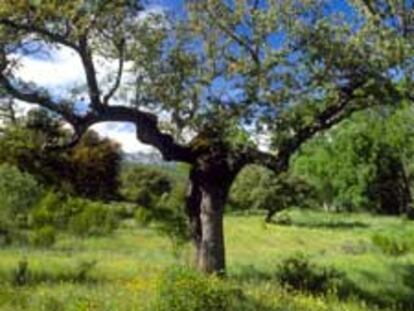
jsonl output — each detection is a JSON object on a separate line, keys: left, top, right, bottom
{"left": 197, "top": 183, "right": 228, "bottom": 275}
{"left": 185, "top": 169, "right": 202, "bottom": 266}
{"left": 185, "top": 158, "right": 238, "bottom": 275}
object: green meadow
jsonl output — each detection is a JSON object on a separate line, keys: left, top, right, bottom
{"left": 1, "top": 210, "right": 414, "bottom": 311}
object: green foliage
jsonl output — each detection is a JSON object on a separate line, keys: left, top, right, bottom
{"left": 134, "top": 206, "right": 153, "bottom": 226}
{"left": 67, "top": 199, "right": 119, "bottom": 237}
{"left": 12, "top": 258, "right": 30, "bottom": 287}
{"left": 371, "top": 233, "right": 412, "bottom": 256}
{"left": 120, "top": 165, "right": 173, "bottom": 208}
{"left": 67, "top": 131, "right": 121, "bottom": 199}
{"left": 230, "top": 165, "right": 315, "bottom": 220}
{"left": 133, "top": 181, "right": 190, "bottom": 253}
{"left": 0, "top": 164, "right": 43, "bottom": 219}
{"left": 154, "top": 183, "right": 190, "bottom": 251}
{"left": 276, "top": 254, "right": 344, "bottom": 295}
{"left": 0, "top": 164, "right": 43, "bottom": 242}
{"left": 272, "top": 213, "right": 293, "bottom": 226}
{"left": 32, "top": 193, "right": 119, "bottom": 238}
{"left": 293, "top": 106, "right": 414, "bottom": 214}
{"left": 153, "top": 268, "right": 239, "bottom": 311}
{"left": 30, "top": 191, "right": 68, "bottom": 230}
{"left": 29, "top": 226, "right": 56, "bottom": 248}
{"left": 120, "top": 164, "right": 189, "bottom": 248}
{"left": 0, "top": 110, "right": 122, "bottom": 200}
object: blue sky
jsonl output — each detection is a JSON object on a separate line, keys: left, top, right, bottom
{"left": 150, "top": 0, "right": 353, "bottom": 15}
{"left": 13, "top": 0, "right": 358, "bottom": 153}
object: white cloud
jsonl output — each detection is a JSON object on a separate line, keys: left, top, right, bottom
{"left": 91, "top": 123, "right": 155, "bottom": 153}
{"left": 14, "top": 47, "right": 85, "bottom": 96}
{"left": 10, "top": 46, "right": 151, "bottom": 153}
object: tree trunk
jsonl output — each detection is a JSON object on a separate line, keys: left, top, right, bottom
{"left": 198, "top": 183, "right": 227, "bottom": 274}
{"left": 185, "top": 162, "right": 237, "bottom": 275}
{"left": 185, "top": 170, "right": 202, "bottom": 266}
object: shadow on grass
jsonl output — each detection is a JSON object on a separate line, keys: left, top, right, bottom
{"left": 7, "top": 259, "right": 100, "bottom": 287}
{"left": 269, "top": 219, "right": 369, "bottom": 230}
{"left": 232, "top": 263, "right": 414, "bottom": 311}
{"left": 230, "top": 265, "right": 275, "bottom": 283}
{"left": 334, "top": 278, "right": 414, "bottom": 311}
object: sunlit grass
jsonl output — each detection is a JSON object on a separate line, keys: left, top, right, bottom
{"left": 1, "top": 210, "right": 414, "bottom": 310}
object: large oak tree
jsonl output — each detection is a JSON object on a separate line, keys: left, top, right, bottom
{"left": 0, "top": 0, "right": 411, "bottom": 274}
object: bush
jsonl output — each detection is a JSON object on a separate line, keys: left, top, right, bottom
{"left": 32, "top": 194, "right": 120, "bottom": 239}
{"left": 153, "top": 268, "right": 240, "bottom": 311}
{"left": 0, "top": 164, "right": 43, "bottom": 232}
{"left": 276, "top": 254, "right": 344, "bottom": 294}
{"left": 134, "top": 207, "right": 153, "bottom": 226}
{"left": 119, "top": 165, "right": 173, "bottom": 208}
{"left": 68, "top": 200, "right": 118, "bottom": 237}
{"left": 29, "top": 226, "right": 56, "bottom": 248}
{"left": 113, "top": 202, "right": 137, "bottom": 219}
{"left": 30, "top": 191, "right": 67, "bottom": 229}
{"left": 152, "top": 183, "right": 190, "bottom": 257}
{"left": 272, "top": 213, "right": 293, "bottom": 225}
{"left": 371, "top": 233, "right": 411, "bottom": 256}
{"left": 230, "top": 166, "right": 315, "bottom": 221}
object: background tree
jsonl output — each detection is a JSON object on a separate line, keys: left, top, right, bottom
{"left": 230, "top": 166, "right": 315, "bottom": 222}
{"left": 293, "top": 104, "right": 414, "bottom": 216}
{"left": 120, "top": 165, "right": 173, "bottom": 207}
{"left": 0, "top": 0, "right": 409, "bottom": 274}
{"left": 0, "top": 108, "right": 122, "bottom": 199}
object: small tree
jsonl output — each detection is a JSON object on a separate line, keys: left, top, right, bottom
{"left": 0, "top": 1, "right": 408, "bottom": 273}
{"left": 0, "top": 164, "right": 43, "bottom": 239}
{"left": 120, "top": 165, "right": 173, "bottom": 207}
{"left": 230, "top": 166, "right": 315, "bottom": 221}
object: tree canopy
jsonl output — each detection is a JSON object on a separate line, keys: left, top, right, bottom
{"left": 0, "top": 0, "right": 412, "bottom": 274}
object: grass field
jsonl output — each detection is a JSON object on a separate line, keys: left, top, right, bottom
{"left": 1, "top": 210, "right": 414, "bottom": 310}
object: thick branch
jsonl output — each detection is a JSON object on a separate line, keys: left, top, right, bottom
{"left": 0, "top": 18, "right": 103, "bottom": 111}
{"left": 77, "top": 105, "right": 195, "bottom": 163}
{"left": 243, "top": 72, "right": 402, "bottom": 174}
{"left": 240, "top": 147, "right": 288, "bottom": 172}
{"left": 78, "top": 35, "right": 102, "bottom": 109}
{"left": 0, "top": 18, "right": 78, "bottom": 50}
{"left": 0, "top": 75, "right": 196, "bottom": 161}
{"left": 0, "top": 74, "right": 80, "bottom": 126}
{"left": 103, "top": 39, "right": 125, "bottom": 105}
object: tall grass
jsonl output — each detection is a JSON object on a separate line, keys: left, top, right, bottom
{"left": 0, "top": 210, "right": 413, "bottom": 310}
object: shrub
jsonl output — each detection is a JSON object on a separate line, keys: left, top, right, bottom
{"left": 153, "top": 268, "right": 240, "bottom": 311}
{"left": 73, "top": 260, "right": 97, "bottom": 283}
{"left": 134, "top": 207, "right": 153, "bottom": 226}
{"left": 113, "top": 202, "right": 137, "bottom": 219}
{"left": 276, "top": 254, "right": 344, "bottom": 294}
{"left": 154, "top": 183, "right": 190, "bottom": 254}
{"left": 12, "top": 258, "right": 30, "bottom": 286}
{"left": 119, "top": 165, "right": 173, "bottom": 208}
{"left": 33, "top": 194, "right": 120, "bottom": 239}
{"left": 272, "top": 213, "right": 293, "bottom": 225}
{"left": 30, "top": 191, "right": 67, "bottom": 229}
{"left": 0, "top": 164, "right": 43, "bottom": 232}
{"left": 68, "top": 200, "right": 118, "bottom": 237}
{"left": 29, "top": 226, "right": 56, "bottom": 248}
{"left": 371, "top": 233, "right": 411, "bottom": 256}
